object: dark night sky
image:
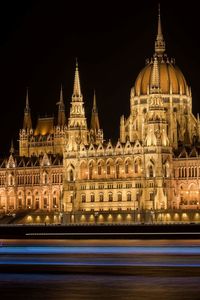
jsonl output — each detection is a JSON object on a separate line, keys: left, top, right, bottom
{"left": 0, "top": 0, "right": 200, "bottom": 156}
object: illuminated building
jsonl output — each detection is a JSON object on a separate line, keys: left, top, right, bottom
{"left": 0, "top": 8, "right": 199, "bottom": 223}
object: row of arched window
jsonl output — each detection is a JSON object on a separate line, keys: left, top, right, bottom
{"left": 17, "top": 196, "right": 58, "bottom": 209}
{"left": 80, "top": 161, "right": 140, "bottom": 180}
{"left": 178, "top": 166, "right": 198, "bottom": 178}
{"left": 80, "top": 192, "right": 132, "bottom": 203}
{"left": 0, "top": 173, "right": 63, "bottom": 186}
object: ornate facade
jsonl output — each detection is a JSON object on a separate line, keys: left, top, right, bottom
{"left": 0, "top": 9, "right": 200, "bottom": 223}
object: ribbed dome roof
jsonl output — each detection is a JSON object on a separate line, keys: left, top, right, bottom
{"left": 133, "top": 6, "right": 189, "bottom": 97}
{"left": 134, "top": 59, "right": 188, "bottom": 96}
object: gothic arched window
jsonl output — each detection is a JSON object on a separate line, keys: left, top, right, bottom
{"left": 69, "top": 169, "right": 74, "bottom": 181}
{"left": 98, "top": 163, "right": 102, "bottom": 175}
{"left": 125, "top": 162, "right": 129, "bottom": 174}
{"left": 149, "top": 165, "right": 153, "bottom": 178}
{"left": 107, "top": 163, "right": 111, "bottom": 175}
{"left": 89, "top": 163, "right": 93, "bottom": 179}
{"left": 127, "top": 192, "right": 131, "bottom": 201}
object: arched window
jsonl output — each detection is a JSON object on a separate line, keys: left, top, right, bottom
{"left": 81, "top": 194, "right": 86, "bottom": 203}
{"left": 134, "top": 161, "right": 138, "bottom": 173}
{"left": 9, "top": 176, "right": 13, "bottom": 186}
{"left": 43, "top": 173, "right": 48, "bottom": 184}
{"left": 107, "top": 163, "right": 111, "bottom": 175}
{"left": 89, "top": 163, "right": 93, "bottom": 179}
{"left": 116, "top": 163, "right": 120, "bottom": 178}
{"left": 69, "top": 169, "right": 74, "bottom": 181}
{"left": 149, "top": 165, "right": 153, "bottom": 178}
{"left": 127, "top": 192, "right": 131, "bottom": 201}
{"left": 125, "top": 162, "right": 129, "bottom": 174}
{"left": 184, "top": 167, "right": 187, "bottom": 178}
{"left": 99, "top": 193, "right": 104, "bottom": 202}
{"left": 117, "top": 193, "right": 122, "bottom": 201}
{"left": 108, "top": 193, "right": 113, "bottom": 202}
{"left": 53, "top": 196, "right": 57, "bottom": 208}
{"left": 91, "top": 194, "right": 95, "bottom": 202}
{"left": 191, "top": 167, "right": 194, "bottom": 177}
{"left": 43, "top": 197, "right": 48, "bottom": 209}
{"left": 98, "top": 163, "right": 102, "bottom": 175}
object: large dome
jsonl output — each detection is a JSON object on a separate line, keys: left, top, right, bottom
{"left": 134, "top": 6, "right": 189, "bottom": 97}
{"left": 134, "top": 59, "right": 189, "bottom": 96}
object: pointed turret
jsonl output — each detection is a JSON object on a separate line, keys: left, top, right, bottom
{"left": 90, "top": 91, "right": 100, "bottom": 133}
{"left": 120, "top": 115, "right": 125, "bottom": 143}
{"left": 23, "top": 88, "right": 32, "bottom": 130}
{"left": 67, "top": 62, "right": 88, "bottom": 146}
{"left": 72, "top": 60, "right": 82, "bottom": 100}
{"left": 10, "top": 140, "right": 14, "bottom": 154}
{"left": 57, "top": 84, "right": 65, "bottom": 126}
{"left": 155, "top": 4, "right": 166, "bottom": 56}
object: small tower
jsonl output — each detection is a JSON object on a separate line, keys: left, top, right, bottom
{"left": 57, "top": 84, "right": 66, "bottom": 127}
{"left": 19, "top": 89, "right": 32, "bottom": 156}
{"left": 23, "top": 88, "right": 32, "bottom": 130}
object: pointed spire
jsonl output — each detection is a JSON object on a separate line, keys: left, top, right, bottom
{"left": 57, "top": 84, "right": 65, "bottom": 126}
{"left": 155, "top": 4, "right": 166, "bottom": 55}
{"left": 92, "top": 90, "right": 97, "bottom": 113}
{"left": 72, "top": 59, "right": 82, "bottom": 99}
{"left": 25, "top": 87, "right": 29, "bottom": 110}
{"left": 59, "top": 84, "right": 64, "bottom": 104}
{"left": 150, "top": 56, "right": 160, "bottom": 93}
{"left": 10, "top": 140, "right": 14, "bottom": 154}
{"left": 23, "top": 88, "right": 32, "bottom": 130}
{"left": 90, "top": 90, "right": 100, "bottom": 132}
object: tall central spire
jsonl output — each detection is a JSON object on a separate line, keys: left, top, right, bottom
{"left": 72, "top": 59, "right": 82, "bottom": 100}
{"left": 155, "top": 4, "right": 165, "bottom": 55}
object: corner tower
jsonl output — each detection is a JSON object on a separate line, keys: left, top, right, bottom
{"left": 66, "top": 61, "right": 88, "bottom": 149}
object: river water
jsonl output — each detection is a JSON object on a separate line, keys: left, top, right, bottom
{"left": 0, "top": 239, "right": 200, "bottom": 299}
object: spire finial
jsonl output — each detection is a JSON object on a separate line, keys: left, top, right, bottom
{"left": 60, "top": 84, "right": 63, "bottom": 104}
{"left": 26, "top": 87, "right": 29, "bottom": 110}
{"left": 73, "top": 59, "right": 82, "bottom": 99}
{"left": 90, "top": 90, "right": 100, "bottom": 133}
{"left": 155, "top": 4, "right": 165, "bottom": 55}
